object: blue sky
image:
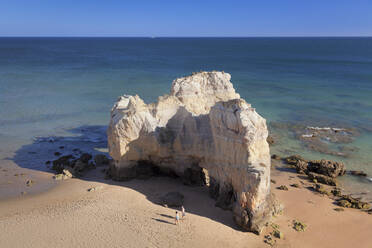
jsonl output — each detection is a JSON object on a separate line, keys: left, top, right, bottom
{"left": 1, "top": 0, "right": 371, "bottom": 37}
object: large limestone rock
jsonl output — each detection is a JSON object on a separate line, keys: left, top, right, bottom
{"left": 107, "top": 71, "right": 275, "bottom": 233}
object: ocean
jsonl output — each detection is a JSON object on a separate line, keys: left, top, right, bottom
{"left": 1, "top": 37, "right": 372, "bottom": 199}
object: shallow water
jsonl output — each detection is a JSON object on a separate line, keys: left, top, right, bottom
{"left": 0, "top": 37, "right": 371, "bottom": 199}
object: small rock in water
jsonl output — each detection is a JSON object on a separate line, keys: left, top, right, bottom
{"left": 349, "top": 170, "right": 367, "bottom": 177}
{"left": 59, "top": 146, "right": 65, "bottom": 149}
{"left": 45, "top": 161, "right": 51, "bottom": 165}
{"left": 54, "top": 152, "right": 61, "bottom": 156}
{"left": 271, "top": 154, "right": 281, "bottom": 160}
{"left": 277, "top": 185, "right": 288, "bottom": 191}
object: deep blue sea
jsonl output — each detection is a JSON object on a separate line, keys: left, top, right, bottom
{"left": 1, "top": 38, "right": 372, "bottom": 199}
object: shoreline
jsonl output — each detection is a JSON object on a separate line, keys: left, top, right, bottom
{"left": 1, "top": 161, "right": 371, "bottom": 247}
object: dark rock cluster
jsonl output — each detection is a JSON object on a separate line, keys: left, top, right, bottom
{"left": 51, "top": 153, "right": 110, "bottom": 179}
{"left": 281, "top": 155, "right": 345, "bottom": 186}
{"left": 275, "top": 153, "right": 371, "bottom": 214}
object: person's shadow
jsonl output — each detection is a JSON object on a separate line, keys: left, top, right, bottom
{"left": 10, "top": 124, "right": 241, "bottom": 231}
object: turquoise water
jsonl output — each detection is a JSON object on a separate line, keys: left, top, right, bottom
{"left": 1, "top": 38, "right": 372, "bottom": 198}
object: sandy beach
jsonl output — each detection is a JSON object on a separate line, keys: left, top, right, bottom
{"left": 1, "top": 164, "right": 371, "bottom": 248}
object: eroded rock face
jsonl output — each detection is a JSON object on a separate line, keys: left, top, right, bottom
{"left": 107, "top": 71, "right": 274, "bottom": 233}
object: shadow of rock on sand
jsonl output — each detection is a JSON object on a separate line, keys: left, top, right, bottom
{"left": 10, "top": 125, "right": 241, "bottom": 231}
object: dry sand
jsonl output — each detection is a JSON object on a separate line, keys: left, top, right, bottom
{"left": 0, "top": 167, "right": 371, "bottom": 248}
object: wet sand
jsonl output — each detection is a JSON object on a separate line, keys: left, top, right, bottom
{"left": 0, "top": 165, "right": 371, "bottom": 248}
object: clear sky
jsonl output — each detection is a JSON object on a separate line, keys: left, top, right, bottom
{"left": 1, "top": 0, "right": 371, "bottom": 37}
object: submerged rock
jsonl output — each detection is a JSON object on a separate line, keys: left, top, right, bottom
{"left": 107, "top": 71, "right": 274, "bottom": 233}
{"left": 349, "top": 170, "right": 368, "bottom": 177}
{"left": 274, "top": 122, "right": 360, "bottom": 157}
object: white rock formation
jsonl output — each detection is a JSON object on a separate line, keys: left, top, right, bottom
{"left": 107, "top": 71, "right": 276, "bottom": 233}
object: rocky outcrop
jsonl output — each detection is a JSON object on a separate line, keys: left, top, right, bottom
{"left": 283, "top": 156, "right": 346, "bottom": 183}
{"left": 107, "top": 71, "right": 275, "bottom": 233}
{"left": 308, "top": 160, "right": 346, "bottom": 178}
{"left": 51, "top": 153, "right": 103, "bottom": 178}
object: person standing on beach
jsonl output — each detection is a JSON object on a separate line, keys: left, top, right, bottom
{"left": 175, "top": 211, "right": 180, "bottom": 225}
{"left": 181, "top": 206, "right": 186, "bottom": 219}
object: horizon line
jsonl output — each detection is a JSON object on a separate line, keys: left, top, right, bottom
{"left": 0, "top": 35, "right": 372, "bottom": 38}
